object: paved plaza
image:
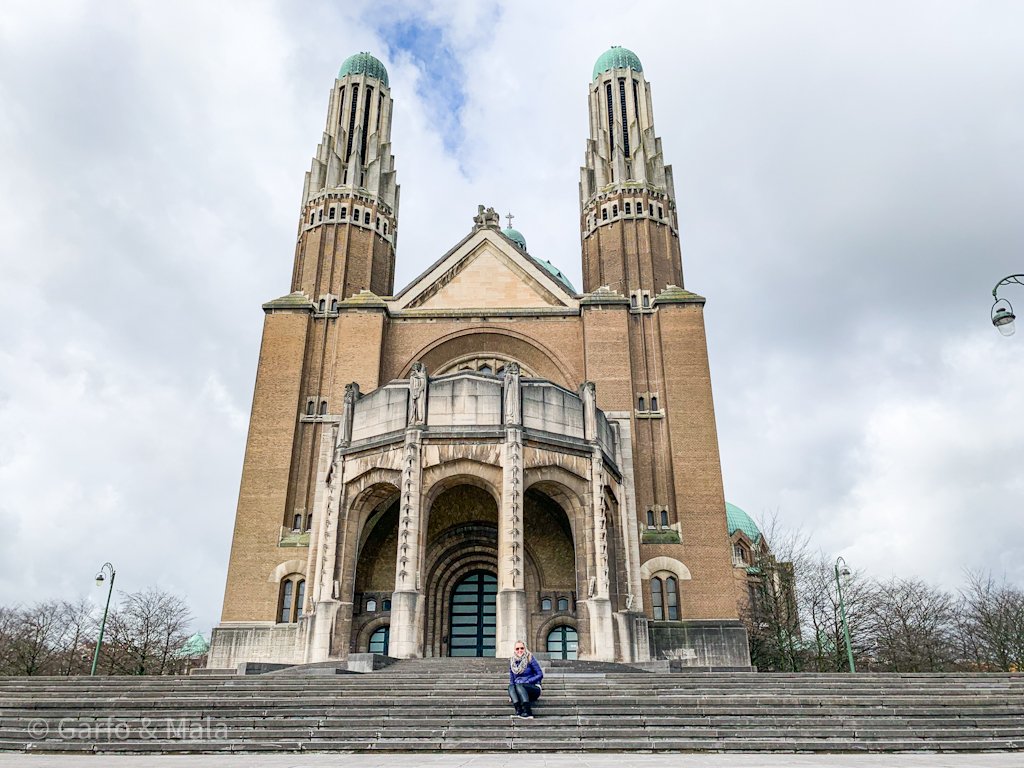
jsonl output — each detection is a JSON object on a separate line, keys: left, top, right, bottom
{"left": 2, "top": 754, "right": 1022, "bottom": 768}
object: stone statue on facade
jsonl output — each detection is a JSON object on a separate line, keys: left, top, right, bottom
{"left": 503, "top": 362, "right": 521, "bottom": 425}
{"left": 579, "top": 380, "right": 597, "bottom": 440}
{"left": 408, "top": 362, "right": 427, "bottom": 425}
{"left": 339, "top": 382, "right": 359, "bottom": 446}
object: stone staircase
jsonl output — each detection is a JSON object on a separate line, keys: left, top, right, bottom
{"left": 1, "top": 658, "right": 1023, "bottom": 753}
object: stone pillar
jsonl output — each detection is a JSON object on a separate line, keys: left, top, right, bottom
{"left": 305, "top": 422, "right": 344, "bottom": 662}
{"left": 496, "top": 365, "right": 527, "bottom": 657}
{"left": 581, "top": 381, "right": 614, "bottom": 660}
{"left": 390, "top": 373, "right": 426, "bottom": 658}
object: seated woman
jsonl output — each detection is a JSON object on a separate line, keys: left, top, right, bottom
{"left": 508, "top": 640, "right": 543, "bottom": 719}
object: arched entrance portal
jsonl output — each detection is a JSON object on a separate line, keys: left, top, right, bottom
{"left": 448, "top": 571, "right": 497, "bottom": 656}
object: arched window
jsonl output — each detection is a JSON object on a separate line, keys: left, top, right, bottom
{"left": 638, "top": 396, "right": 646, "bottom": 411}
{"left": 602, "top": 208, "right": 608, "bottom": 221}
{"left": 382, "top": 599, "right": 391, "bottom": 611}
{"left": 630, "top": 294, "right": 638, "bottom": 309}
{"left": 309, "top": 212, "right": 315, "bottom": 225}
{"left": 642, "top": 293, "right": 651, "bottom": 309}
{"left": 557, "top": 597, "right": 569, "bottom": 612}
{"left": 651, "top": 577, "right": 664, "bottom": 620}
{"left": 319, "top": 400, "right": 328, "bottom": 415}
{"left": 292, "top": 513, "right": 302, "bottom": 531}
{"left": 278, "top": 575, "right": 305, "bottom": 623}
{"left": 546, "top": 626, "right": 578, "bottom": 660}
{"left": 646, "top": 510, "right": 655, "bottom": 529}
{"left": 665, "top": 576, "right": 679, "bottom": 620}
{"left": 306, "top": 401, "right": 315, "bottom": 416}
{"left": 650, "top": 395, "right": 659, "bottom": 411}
{"left": 329, "top": 206, "right": 336, "bottom": 219}
{"left": 331, "top": 299, "right": 338, "bottom": 312}
{"left": 304, "top": 514, "right": 312, "bottom": 532}
{"left": 612, "top": 204, "right": 618, "bottom": 216}
{"left": 364, "top": 211, "right": 371, "bottom": 225}
{"left": 340, "top": 207, "right": 347, "bottom": 220}
{"left": 660, "top": 509, "right": 669, "bottom": 528}
{"left": 383, "top": 222, "right": 388, "bottom": 235}
{"left": 366, "top": 598, "right": 377, "bottom": 613}
{"left": 368, "top": 625, "right": 389, "bottom": 654}
{"left": 541, "top": 597, "right": 552, "bottom": 611}
{"left": 317, "top": 208, "right": 323, "bottom": 222}
{"left": 318, "top": 299, "right": 326, "bottom": 312}
{"left": 624, "top": 201, "right": 631, "bottom": 215}
{"left": 479, "top": 364, "right": 493, "bottom": 374}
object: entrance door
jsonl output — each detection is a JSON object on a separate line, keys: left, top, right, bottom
{"left": 448, "top": 571, "right": 497, "bottom": 657}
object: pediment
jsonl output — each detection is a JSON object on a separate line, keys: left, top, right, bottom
{"left": 391, "top": 230, "right": 578, "bottom": 312}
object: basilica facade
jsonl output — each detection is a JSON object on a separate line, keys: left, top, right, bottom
{"left": 210, "top": 47, "right": 750, "bottom": 669}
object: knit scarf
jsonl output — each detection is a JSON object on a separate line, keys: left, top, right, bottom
{"left": 510, "top": 649, "right": 532, "bottom": 676}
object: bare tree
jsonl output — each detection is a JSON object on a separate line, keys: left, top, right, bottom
{"left": 101, "top": 588, "right": 193, "bottom": 675}
{"left": 867, "top": 577, "right": 957, "bottom": 672}
{"left": 7, "top": 601, "right": 65, "bottom": 675}
{"left": 957, "top": 571, "right": 1024, "bottom": 672}
{"left": 52, "top": 598, "right": 98, "bottom": 676}
{"left": 800, "top": 555, "right": 877, "bottom": 672}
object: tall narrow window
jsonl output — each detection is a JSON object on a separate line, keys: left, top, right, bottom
{"left": 618, "top": 78, "right": 630, "bottom": 160}
{"left": 650, "top": 395, "right": 659, "bottom": 410}
{"left": 602, "top": 208, "right": 608, "bottom": 221}
{"left": 638, "top": 396, "right": 646, "bottom": 411}
{"left": 605, "top": 82, "right": 615, "bottom": 161}
{"left": 319, "top": 400, "right": 328, "bottom": 415}
{"left": 360, "top": 86, "right": 373, "bottom": 165}
{"left": 665, "top": 576, "right": 679, "bottom": 620}
{"left": 330, "top": 299, "right": 338, "bottom": 312}
{"left": 340, "top": 207, "right": 347, "bottom": 219}
{"left": 309, "top": 212, "right": 315, "bottom": 225}
{"left": 364, "top": 211, "right": 370, "bottom": 225}
{"left": 649, "top": 203, "right": 654, "bottom": 216}
{"left": 660, "top": 509, "right": 669, "bottom": 528}
{"left": 319, "top": 299, "right": 326, "bottom": 312}
{"left": 624, "top": 201, "right": 631, "bottom": 214}
{"left": 382, "top": 598, "right": 391, "bottom": 611}
{"left": 383, "top": 222, "right": 388, "bottom": 235}
{"left": 329, "top": 206, "right": 336, "bottom": 219}
{"left": 632, "top": 79, "right": 640, "bottom": 122}
{"left": 651, "top": 577, "right": 664, "bottom": 621}
{"left": 642, "top": 293, "right": 650, "bottom": 309}
{"left": 318, "top": 208, "right": 323, "bottom": 221}
{"left": 612, "top": 204, "right": 618, "bottom": 216}
{"left": 306, "top": 401, "right": 315, "bottom": 416}
{"left": 292, "top": 513, "right": 302, "bottom": 531}
{"left": 279, "top": 581, "right": 293, "bottom": 623}
{"left": 376, "top": 91, "right": 383, "bottom": 131}
{"left": 368, "top": 626, "right": 389, "bottom": 654}
{"left": 295, "top": 580, "right": 305, "bottom": 619}
{"left": 646, "top": 510, "right": 655, "bottom": 529}
{"left": 345, "top": 84, "right": 359, "bottom": 162}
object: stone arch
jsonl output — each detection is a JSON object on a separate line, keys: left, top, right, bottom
{"left": 640, "top": 556, "right": 692, "bottom": 582}
{"left": 393, "top": 328, "right": 577, "bottom": 388}
{"left": 535, "top": 614, "right": 580, "bottom": 655}
{"left": 524, "top": 467, "right": 589, "bottom": 547}
{"left": 422, "top": 461, "right": 502, "bottom": 531}
{"left": 268, "top": 559, "right": 306, "bottom": 582}
{"left": 423, "top": 531, "right": 499, "bottom": 657}
{"left": 354, "top": 615, "right": 391, "bottom": 654}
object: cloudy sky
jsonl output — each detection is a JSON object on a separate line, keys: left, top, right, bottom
{"left": 1, "top": 0, "right": 1022, "bottom": 635}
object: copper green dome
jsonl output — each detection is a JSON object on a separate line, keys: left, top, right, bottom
{"left": 501, "top": 227, "right": 527, "bottom": 250}
{"left": 339, "top": 52, "right": 389, "bottom": 86}
{"left": 726, "top": 502, "right": 761, "bottom": 542}
{"left": 593, "top": 46, "right": 643, "bottom": 80}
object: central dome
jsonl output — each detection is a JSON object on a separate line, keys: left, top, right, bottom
{"left": 593, "top": 46, "right": 643, "bottom": 80}
{"left": 338, "top": 52, "right": 389, "bottom": 86}
{"left": 501, "top": 226, "right": 527, "bottom": 250}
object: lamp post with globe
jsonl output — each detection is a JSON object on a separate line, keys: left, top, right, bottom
{"left": 991, "top": 275, "right": 1023, "bottom": 336}
{"left": 834, "top": 556, "right": 855, "bottom": 673}
{"left": 90, "top": 562, "right": 116, "bottom": 676}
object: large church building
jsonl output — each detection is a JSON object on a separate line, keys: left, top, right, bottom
{"left": 210, "top": 47, "right": 751, "bottom": 669}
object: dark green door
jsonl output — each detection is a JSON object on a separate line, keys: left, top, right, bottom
{"left": 449, "top": 571, "right": 497, "bottom": 657}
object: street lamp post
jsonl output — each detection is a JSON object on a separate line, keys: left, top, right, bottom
{"left": 834, "top": 556, "right": 855, "bottom": 673}
{"left": 991, "top": 274, "right": 1023, "bottom": 336}
{"left": 90, "top": 562, "right": 116, "bottom": 676}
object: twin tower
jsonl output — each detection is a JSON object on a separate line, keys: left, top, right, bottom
{"left": 212, "top": 48, "right": 748, "bottom": 668}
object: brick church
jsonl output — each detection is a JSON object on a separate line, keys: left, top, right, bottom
{"left": 210, "top": 47, "right": 752, "bottom": 668}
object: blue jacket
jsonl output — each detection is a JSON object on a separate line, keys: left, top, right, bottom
{"left": 509, "top": 656, "right": 543, "bottom": 687}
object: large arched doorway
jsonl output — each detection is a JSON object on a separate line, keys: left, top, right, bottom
{"left": 448, "top": 570, "right": 497, "bottom": 656}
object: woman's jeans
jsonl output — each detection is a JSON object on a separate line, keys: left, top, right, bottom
{"left": 508, "top": 683, "right": 541, "bottom": 707}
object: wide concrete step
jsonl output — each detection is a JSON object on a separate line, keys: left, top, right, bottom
{"left": 1, "top": 668, "right": 1023, "bottom": 753}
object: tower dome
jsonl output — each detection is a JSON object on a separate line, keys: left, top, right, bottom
{"left": 338, "top": 52, "right": 389, "bottom": 86}
{"left": 501, "top": 226, "right": 527, "bottom": 250}
{"left": 726, "top": 502, "right": 761, "bottom": 542}
{"left": 592, "top": 46, "right": 643, "bottom": 80}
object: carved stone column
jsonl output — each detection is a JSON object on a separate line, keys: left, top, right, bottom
{"left": 390, "top": 377, "right": 426, "bottom": 658}
{"left": 496, "top": 366, "right": 527, "bottom": 657}
{"left": 581, "top": 381, "right": 614, "bottom": 660}
{"left": 305, "top": 422, "right": 344, "bottom": 662}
